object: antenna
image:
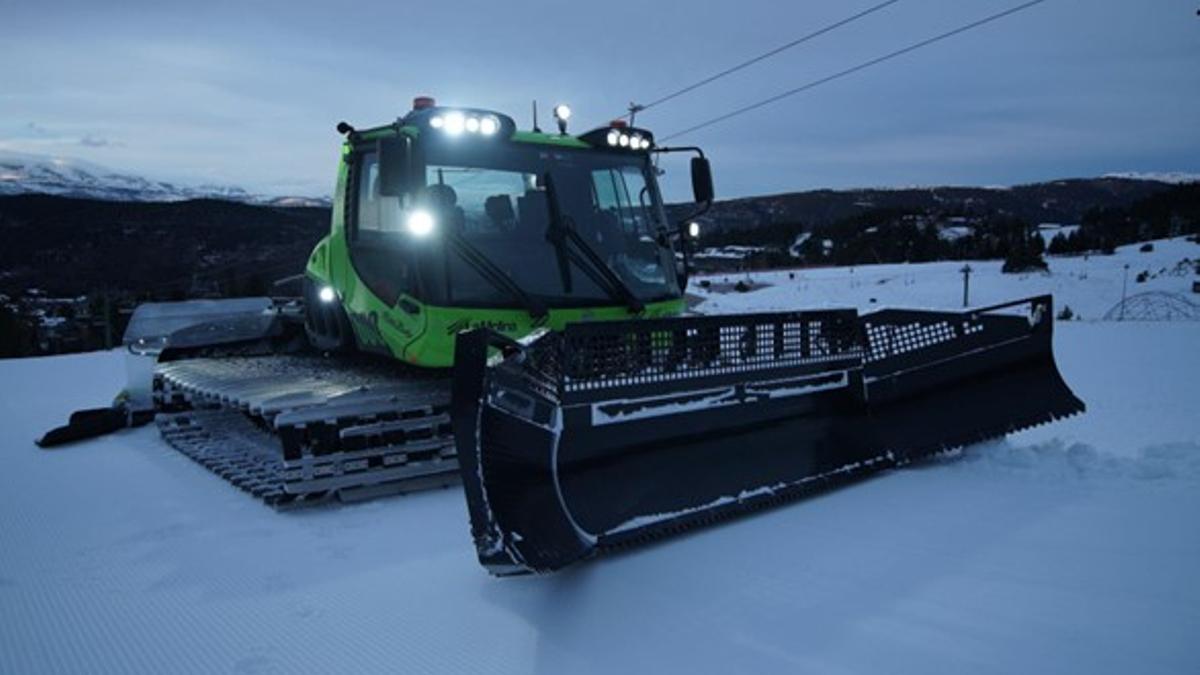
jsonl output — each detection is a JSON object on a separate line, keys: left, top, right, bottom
{"left": 628, "top": 102, "right": 646, "bottom": 126}
{"left": 532, "top": 100, "right": 542, "bottom": 133}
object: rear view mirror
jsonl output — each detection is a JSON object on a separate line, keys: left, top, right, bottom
{"left": 377, "top": 136, "right": 410, "bottom": 197}
{"left": 690, "top": 156, "right": 714, "bottom": 204}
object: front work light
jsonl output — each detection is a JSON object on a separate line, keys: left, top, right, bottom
{"left": 407, "top": 210, "right": 435, "bottom": 237}
{"left": 592, "top": 126, "right": 657, "bottom": 151}
{"left": 579, "top": 123, "right": 655, "bottom": 152}
{"left": 443, "top": 112, "right": 466, "bottom": 136}
{"left": 428, "top": 111, "right": 503, "bottom": 137}
{"left": 688, "top": 221, "right": 701, "bottom": 238}
{"left": 318, "top": 286, "right": 337, "bottom": 303}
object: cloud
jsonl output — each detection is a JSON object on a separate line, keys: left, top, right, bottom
{"left": 80, "top": 135, "right": 112, "bottom": 147}
{"left": 0, "top": 0, "right": 1195, "bottom": 198}
{"left": 0, "top": 124, "right": 125, "bottom": 152}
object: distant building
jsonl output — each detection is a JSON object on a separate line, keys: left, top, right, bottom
{"left": 693, "top": 245, "right": 773, "bottom": 272}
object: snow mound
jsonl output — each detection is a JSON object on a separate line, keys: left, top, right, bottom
{"left": 940, "top": 439, "right": 1200, "bottom": 483}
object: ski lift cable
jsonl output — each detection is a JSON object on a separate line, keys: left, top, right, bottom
{"left": 660, "top": 0, "right": 1049, "bottom": 142}
{"left": 623, "top": 0, "right": 904, "bottom": 119}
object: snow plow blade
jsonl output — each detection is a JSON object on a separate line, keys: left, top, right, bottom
{"left": 452, "top": 295, "right": 1084, "bottom": 574}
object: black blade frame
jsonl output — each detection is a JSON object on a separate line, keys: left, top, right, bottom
{"left": 453, "top": 296, "right": 1084, "bottom": 575}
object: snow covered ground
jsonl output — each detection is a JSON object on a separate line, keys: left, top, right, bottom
{"left": 2, "top": 238, "right": 1199, "bottom": 674}
{"left": 692, "top": 236, "right": 1200, "bottom": 321}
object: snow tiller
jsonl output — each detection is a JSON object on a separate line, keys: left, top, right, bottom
{"left": 452, "top": 295, "right": 1084, "bottom": 574}
{"left": 35, "top": 98, "right": 1084, "bottom": 574}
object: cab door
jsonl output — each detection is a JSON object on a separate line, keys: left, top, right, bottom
{"left": 344, "top": 144, "right": 422, "bottom": 306}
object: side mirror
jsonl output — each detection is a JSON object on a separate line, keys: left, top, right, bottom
{"left": 690, "top": 156, "right": 714, "bottom": 204}
{"left": 377, "top": 136, "right": 410, "bottom": 197}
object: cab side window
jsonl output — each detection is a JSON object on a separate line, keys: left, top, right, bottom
{"left": 591, "top": 167, "right": 656, "bottom": 237}
{"left": 357, "top": 153, "right": 382, "bottom": 234}
{"left": 347, "top": 149, "right": 411, "bottom": 305}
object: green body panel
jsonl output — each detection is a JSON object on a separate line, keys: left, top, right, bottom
{"left": 305, "top": 114, "right": 687, "bottom": 369}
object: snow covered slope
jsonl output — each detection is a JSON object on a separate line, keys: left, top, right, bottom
{"left": 0, "top": 150, "right": 328, "bottom": 206}
{"left": 693, "top": 236, "right": 1200, "bottom": 321}
{"left": 1, "top": 240, "right": 1199, "bottom": 674}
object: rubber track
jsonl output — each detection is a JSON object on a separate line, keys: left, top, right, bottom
{"left": 153, "top": 354, "right": 457, "bottom": 508}
{"left": 157, "top": 409, "right": 307, "bottom": 508}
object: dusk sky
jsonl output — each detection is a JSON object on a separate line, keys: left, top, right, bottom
{"left": 2, "top": 0, "right": 1197, "bottom": 201}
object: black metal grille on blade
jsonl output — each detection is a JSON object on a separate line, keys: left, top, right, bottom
{"left": 552, "top": 311, "right": 863, "bottom": 395}
{"left": 862, "top": 317, "right": 984, "bottom": 362}
{"left": 506, "top": 334, "right": 567, "bottom": 404}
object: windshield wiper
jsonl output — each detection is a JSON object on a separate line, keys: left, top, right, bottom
{"left": 543, "top": 173, "right": 575, "bottom": 296}
{"left": 543, "top": 173, "right": 645, "bottom": 314}
{"left": 446, "top": 231, "right": 547, "bottom": 320}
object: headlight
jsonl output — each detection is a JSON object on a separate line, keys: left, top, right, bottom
{"left": 318, "top": 286, "right": 336, "bottom": 303}
{"left": 407, "top": 210, "right": 435, "bottom": 237}
{"left": 606, "top": 130, "right": 620, "bottom": 146}
{"left": 479, "top": 116, "right": 499, "bottom": 135}
{"left": 618, "top": 134, "right": 630, "bottom": 147}
{"left": 687, "top": 221, "right": 701, "bottom": 238}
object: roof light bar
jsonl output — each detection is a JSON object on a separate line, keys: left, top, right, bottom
{"left": 425, "top": 111, "right": 505, "bottom": 138}
{"left": 584, "top": 124, "right": 654, "bottom": 152}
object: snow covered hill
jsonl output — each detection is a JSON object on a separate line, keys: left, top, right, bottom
{"left": 1102, "top": 171, "right": 1200, "bottom": 185}
{"left": 0, "top": 150, "right": 328, "bottom": 206}
{"left": 1, "top": 238, "right": 1198, "bottom": 674}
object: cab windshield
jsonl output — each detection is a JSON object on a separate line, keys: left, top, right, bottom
{"left": 420, "top": 143, "right": 679, "bottom": 307}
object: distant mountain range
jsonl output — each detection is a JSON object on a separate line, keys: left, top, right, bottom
{"left": 671, "top": 176, "right": 1199, "bottom": 234}
{"left": 1100, "top": 172, "right": 1200, "bottom": 185}
{"left": 0, "top": 150, "right": 330, "bottom": 207}
{"left": 0, "top": 148, "right": 1195, "bottom": 297}
{"left": 3, "top": 149, "right": 1194, "bottom": 220}
{"left": 0, "top": 193, "right": 329, "bottom": 297}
